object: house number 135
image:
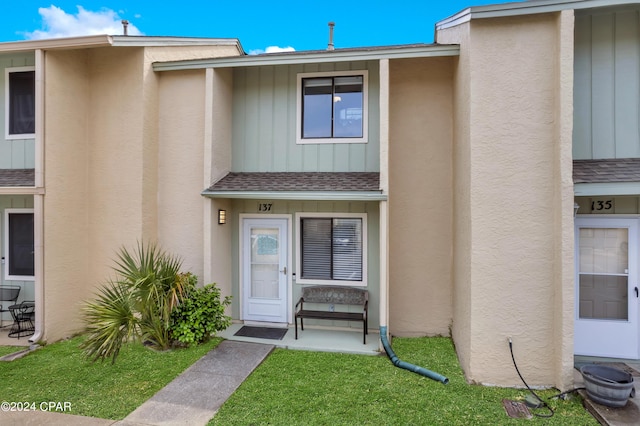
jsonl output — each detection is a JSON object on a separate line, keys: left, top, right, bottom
{"left": 258, "top": 203, "right": 273, "bottom": 212}
{"left": 591, "top": 200, "right": 612, "bottom": 211}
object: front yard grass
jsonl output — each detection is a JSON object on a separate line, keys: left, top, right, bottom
{"left": 0, "top": 336, "right": 221, "bottom": 419}
{"left": 0, "top": 345, "right": 21, "bottom": 357}
{"left": 211, "top": 337, "right": 598, "bottom": 425}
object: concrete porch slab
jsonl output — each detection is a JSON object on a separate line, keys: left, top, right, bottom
{"left": 218, "top": 323, "right": 381, "bottom": 356}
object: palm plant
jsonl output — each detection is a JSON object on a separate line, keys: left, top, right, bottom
{"left": 82, "top": 242, "right": 189, "bottom": 363}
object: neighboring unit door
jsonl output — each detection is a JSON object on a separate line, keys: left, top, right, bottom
{"left": 242, "top": 218, "right": 288, "bottom": 323}
{"left": 575, "top": 218, "right": 639, "bottom": 359}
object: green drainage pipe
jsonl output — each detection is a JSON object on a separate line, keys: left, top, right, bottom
{"left": 380, "top": 326, "right": 449, "bottom": 384}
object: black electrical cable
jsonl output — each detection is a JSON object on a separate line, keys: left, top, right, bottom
{"left": 549, "top": 387, "right": 585, "bottom": 400}
{"left": 508, "top": 338, "right": 554, "bottom": 418}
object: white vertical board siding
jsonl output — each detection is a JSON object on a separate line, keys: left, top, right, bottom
{"left": 0, "top": 54, "right": 36, "bottom": 169}
{"left": 228, "top": 199, "right": 380, "bottom": 328}
{"left": 614, "top": 11, "right": 640, "bottom": 158}
{"left": 232, "top": 61, "right": 380, "bottom": 172}
{"left": 574, "top": 8, "right": 640, "bottom": 159}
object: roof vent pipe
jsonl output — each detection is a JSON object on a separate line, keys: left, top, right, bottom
{"left": 122, "top": 20, "right": 129, "bottom": 36}
{"left": 327, "top": 22, "right": 335, "bottom": 50}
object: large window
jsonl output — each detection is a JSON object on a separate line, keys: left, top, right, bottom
{"left": 297, "top": 70, "right": 368, "bottom": 144}
{"left": 5, "top": 67, "right": 35, "bottom": 139}
{"left": 4, "top": 209, "right": 35, "bottom": 280}
{"left": 297, "top": 213, "right": 366, "bottom": 286}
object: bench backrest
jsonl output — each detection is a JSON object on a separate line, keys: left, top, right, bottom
{"left": 301, "top": 286, "right": 368, "bottom": 305}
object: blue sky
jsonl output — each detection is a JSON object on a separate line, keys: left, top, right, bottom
{"left": 1, "top": 1, "right": 520, "bottom": 53}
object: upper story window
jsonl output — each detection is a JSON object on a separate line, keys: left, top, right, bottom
{"left": 296, "top": 212, "right": 367, "bottom": 286}
{"left": 5, "top": 67, "right": 35, "bottom": 139}
{"left": 297, "top": 70, "right": 368, "bottom": 144}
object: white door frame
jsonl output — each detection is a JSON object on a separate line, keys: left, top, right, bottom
{"left": 239, "top": 214, "right": 292, "bottom": 324}
{"left": 574, "top": 217, "right": 639, "bottom": 359}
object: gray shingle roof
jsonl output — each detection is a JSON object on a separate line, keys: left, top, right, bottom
{"left": 0, "top": 169, "right": 35, "bottom": 186}
{"left": 206, "top": 172, "right": 380, "bottom": 192}
{"left": 574, "top": 159, "right": 640, "bottom": 184}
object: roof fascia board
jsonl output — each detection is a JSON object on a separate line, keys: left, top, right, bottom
{"left": 436, "top": 0, "right": 640, "bottom": 30}
{"left": 0, "top": 187, "right": 44, "bottom": 195}
{"left": 110, "top": 36, "right": 242, "bottom": 50}
{"left": 154, "top": 45, "right": 459, "bottom": 72}
{"left": 201, "top": 190, "right": 388, "bottom": 201}
{"left": 574, "top": 182, "right": 640, "bottom": 196}
{"left": 0, "top": 35, "right": 114, "bottom": 53}
{"left": 0, "top": 35, "right": 244, "bottom": 54}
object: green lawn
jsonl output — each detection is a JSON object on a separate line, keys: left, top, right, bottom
{"left": 0, "top": 336, "right": 221, "bottom": 419}
{"left": 0, "top": 345, "right": 22, "bottom": 357}
{"left": 0, "top": 335, "right": 599, "bottom": 424}
{"left": 211, "top": 337, "right": 597, "bottom": 426}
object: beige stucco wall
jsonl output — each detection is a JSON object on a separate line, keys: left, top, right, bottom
{"left": 157, "top": 70, "right": 206, "bottom": 278}
{"left": 204, "top": 68, "right": 233, "bottom": 303}
{"left": 43, "top": 49, "right": 92, "bottom": 340}
{"left": 553, "top": 9, "right": 576, "bottom": 391}
{"left": 438, "top": 12, "right": 575, "bottom": 389}
{"left": 388, "top": 56, "right": 453, "bottom": 337}
{"left": 42, "top": 43, "right": 241, "bottom": 341}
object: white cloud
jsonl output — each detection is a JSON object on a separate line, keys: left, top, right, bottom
{"left": 249, "top": 45, "right": 295, "bottom": 55}
{"left": 24, "top": 5, "right": 142, "bottom": 40}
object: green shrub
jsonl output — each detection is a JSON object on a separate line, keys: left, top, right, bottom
{"left": 169, "top": 283, "right": 232, "bottom": 347}
{"left": 82, "top": 242, "right": 190, "bottom": 363}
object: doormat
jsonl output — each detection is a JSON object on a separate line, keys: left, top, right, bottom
{"left": 234, "top": 326, "right": 288, "bottom": 340}
{"left": 502, "top": 399, "right": 532, "bottom": 419}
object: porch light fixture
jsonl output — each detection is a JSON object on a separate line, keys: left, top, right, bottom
{"left": 574, "top": 203, "right": 580, "bottom": 217}
{"left": 218, "top": 209, "right": 226, "bottom": 225}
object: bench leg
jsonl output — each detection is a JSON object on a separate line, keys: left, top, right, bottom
{"left": 363, "top": 322, "right": 366, "bottom": 345}
{"left": 295, "top": 316, "right": 298, "bottom": 340}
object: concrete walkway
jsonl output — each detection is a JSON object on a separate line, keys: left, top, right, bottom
{"left": 1, "top": 340, "right": 273, "bottom": 426}
{"left": 118, "top": 340, "right": 273, "bottom": 425}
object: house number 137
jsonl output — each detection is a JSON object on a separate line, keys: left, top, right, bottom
{"left": 258, "top": 203, "right": 273, "bottom": 212}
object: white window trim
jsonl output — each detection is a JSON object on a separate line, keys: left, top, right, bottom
{"left": 3, "top": 208, "right": 35, "bottom": 281}
{"left": 296, "top": 70, "right": 369, "bottom": 145}
{"left": 5, "top": 66, "right": 36, "bottom": 140}
{"left": 295, "top": 212, "right": 367, "bottom": 287}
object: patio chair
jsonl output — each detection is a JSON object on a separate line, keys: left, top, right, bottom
{"left": 8, "top": 301, "right": 35, "bottom": 338}
{"left": 0, "top": 285, "right": 20, "bottom": 328}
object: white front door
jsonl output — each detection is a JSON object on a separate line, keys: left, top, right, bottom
{"left": 575, "top": 218, "right": 639, "bottom": 359}
{"left": 242, "top": 218, "right": 289, "bottom": 323}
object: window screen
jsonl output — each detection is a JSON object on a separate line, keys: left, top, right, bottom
{"left": 8, "top": 212, "right": 35, "bottom": 277}
{"left": 302, "top": 75, "right": 363, "bottom": 139}
{"left": 301, "top": 218, "right": 362, "bottom": 281}
{"left": 8, "top": 71, "right": 35, "bottom": 135}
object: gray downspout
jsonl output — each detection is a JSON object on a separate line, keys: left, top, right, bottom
{"left": 380, "top": 326, "right": 449, "bottom": 384}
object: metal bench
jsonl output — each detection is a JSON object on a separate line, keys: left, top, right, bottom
{"left": 294, "top": 285, "right": 368, "bottom": 344}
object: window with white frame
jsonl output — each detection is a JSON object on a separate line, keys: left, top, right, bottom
{"left": 297, "top": 70, "right": 368, "bottom": 144}
{"left": 5, "top": 67, "right": 35, "bottom": 139}
{"left": 4, "top": 209, "right": 35, "bottom": 280}
{"left": 297, "top": 213, "right": 366, "bottom": 286}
